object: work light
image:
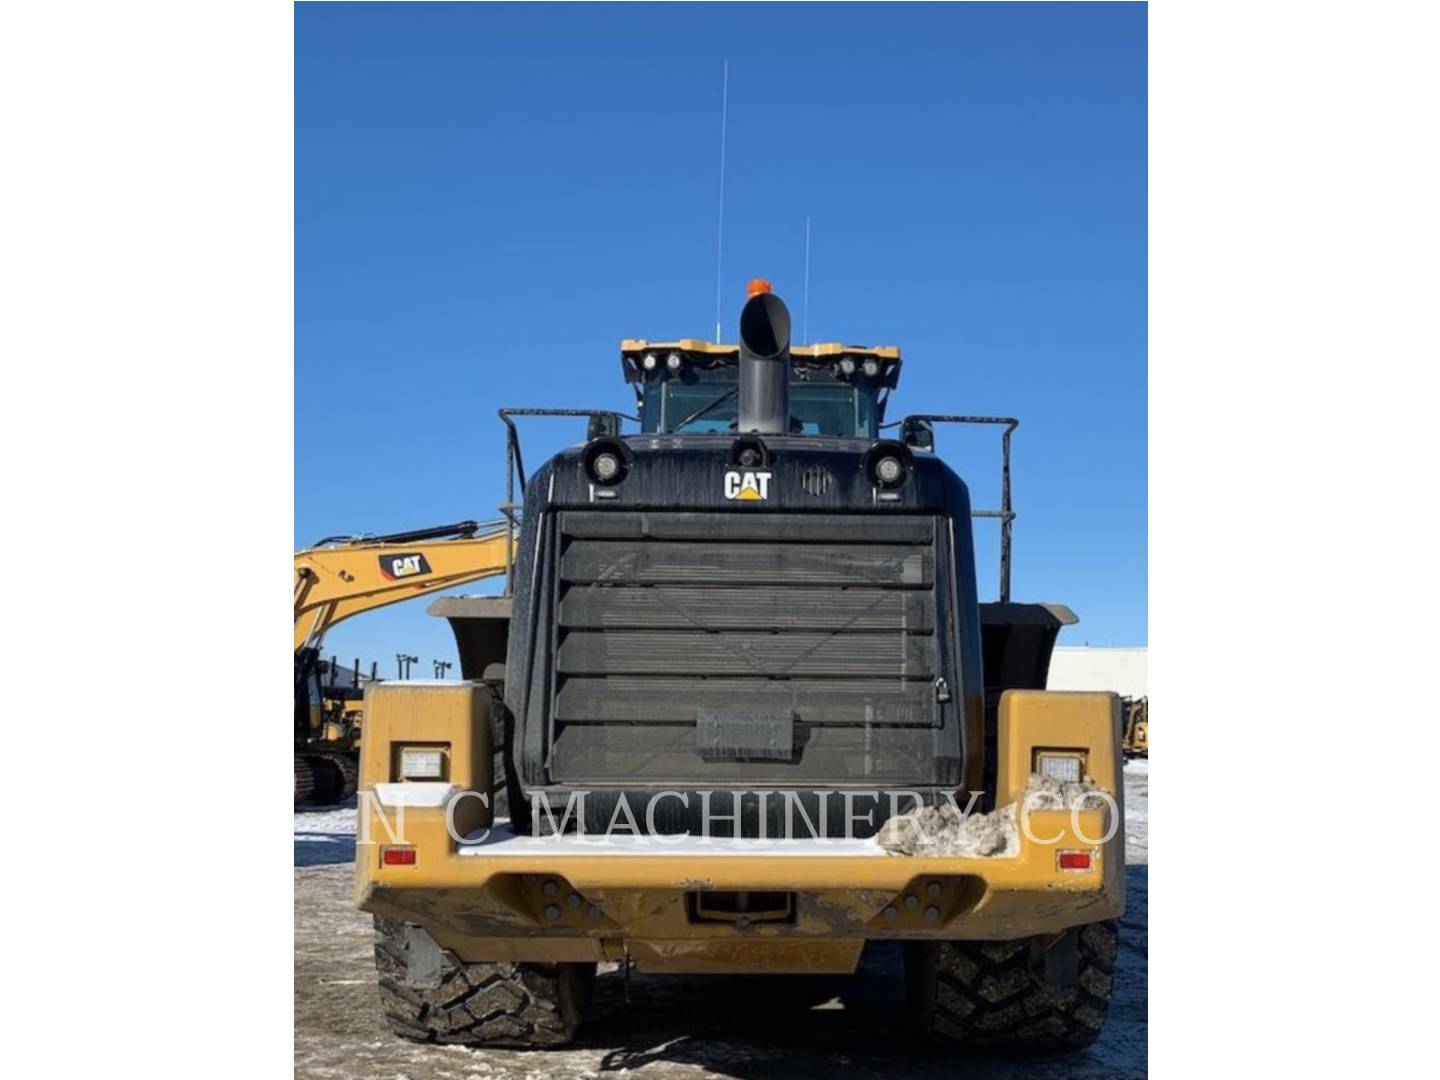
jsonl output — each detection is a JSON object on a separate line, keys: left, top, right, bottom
{"left": 1036, "top": 751, "right": 1085, "bottom": 784}
{"left": 592, "top": 452, "right": 621, "bottom": 482}
{"left": 398, "top": 747, "right": 445, "bottom": 780}
{"left": 584, "top": 438, "right": 630, "bottom": 486}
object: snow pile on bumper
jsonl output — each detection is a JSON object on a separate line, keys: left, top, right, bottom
{"left": 874, "top": 799, "right": 1019, "bottom": 857}
{"left": 1024, "top": 773, "right": 1110, "bottom": 812}
{"left": 874, "top": 773, "right": 1108, "bottom": 857}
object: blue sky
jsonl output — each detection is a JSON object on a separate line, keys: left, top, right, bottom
{"left": 297, "top": 2, "right": 1147, "bottom": 674}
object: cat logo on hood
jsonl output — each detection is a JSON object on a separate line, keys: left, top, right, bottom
{"left": 723, "top": 470, "right": 771, "bottom": 501}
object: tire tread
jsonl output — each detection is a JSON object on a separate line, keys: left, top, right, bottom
{"left": 372, "top": 916, "right": 592, "bottom": 1047}
{"left": 907, "top": 920, "right": 1118, "bottom": 1051}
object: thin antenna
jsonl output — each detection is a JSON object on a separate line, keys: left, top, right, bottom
{"left": 802, "top": 216, "right": 811, "bottom": 344}
{"left": 714, "top": 60, "right": 729, "bottom": 343}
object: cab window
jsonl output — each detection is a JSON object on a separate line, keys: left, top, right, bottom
{"left": 641, "top": 371, "right": 877, "bottom": 438}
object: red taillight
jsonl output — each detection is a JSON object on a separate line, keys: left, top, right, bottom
{"left": 1057, "top": 850, "right": 1093, "bottom": 871}
{"left": 382, "top": 847, "right": 416, "bottom": 866}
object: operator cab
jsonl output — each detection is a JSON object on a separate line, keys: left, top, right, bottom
{"left": 621, "top": 339, "right": 902, "bottom": 439}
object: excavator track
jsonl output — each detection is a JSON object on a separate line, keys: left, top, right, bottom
{"left": 294, "top": 754, "right": 316, "bottom": 806}
{"left": 303, "top": 750, "right": 358, "bottom": 805}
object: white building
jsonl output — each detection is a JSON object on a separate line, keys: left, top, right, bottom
{"left": 1047, "top": 647, "right": 1147, "bottom": 698}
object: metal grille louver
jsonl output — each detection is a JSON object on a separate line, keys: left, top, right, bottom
{"left": 547, "top": 511, "right": 942, "bottom": 783}
{"left": 800, "top": 465, "right": 832, "bottom": 496}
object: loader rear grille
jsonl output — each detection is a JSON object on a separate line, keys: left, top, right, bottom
{"left": 547, "top": 511, "right": 943, "bottom": 784}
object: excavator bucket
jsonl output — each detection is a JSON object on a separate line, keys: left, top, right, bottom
{"left": 976, "top": 601, "right": 1078, "bottom": 798}
{"left": 979, "top": 602, "right": 1077, "bottom": 693}
{"left": 429, "top": 596, "right": 512, "bottom": 683}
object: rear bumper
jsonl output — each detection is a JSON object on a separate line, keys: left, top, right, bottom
{"left": 354, "top": 683, "right": 1126, "bottom": 973}
{"left": 355, "top": 800, "right": 1124, "bottom": 972}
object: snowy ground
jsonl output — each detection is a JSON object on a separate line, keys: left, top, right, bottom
{"left": 294, "top": 762, "right": 1148, "bottom": 1078}
{"left": 293, "top": 800, "right": 358, "bottom": 868}
{"left": 1124, "top": 759, "right": 1148, "bottom": 865}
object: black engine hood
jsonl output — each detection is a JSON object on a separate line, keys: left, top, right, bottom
{"left": 525, "top": 433, "right": 973, "bottom": 515}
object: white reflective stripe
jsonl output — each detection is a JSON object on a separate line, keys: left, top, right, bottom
{"left": 456, "top": 824, "right": 888, "bottom": 857}
{"left": 373, "top": 782, "right": 460, "bottom": 808}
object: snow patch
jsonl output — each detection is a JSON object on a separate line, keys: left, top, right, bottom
{"left": 873, "top": 774, "right": 1109, "bottom": 858}
{"left": 874, "top": 799, "right": 1018, "bottom": 857}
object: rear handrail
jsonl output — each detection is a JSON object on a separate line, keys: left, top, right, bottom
{"left": 884, "top": 415, "right": 1019, "bottom": 602}
{"left": 498, "top": 408, "right": 637, "bottom": 596}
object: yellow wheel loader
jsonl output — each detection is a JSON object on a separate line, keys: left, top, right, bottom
{"left": 355, "top": 285, "right": 1124, "bottom": 1051}
{"left": 293, "top": 520, "right": 513, "bottom": 805}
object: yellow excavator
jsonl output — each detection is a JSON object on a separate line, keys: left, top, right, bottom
{"left": 294, "top": 519, "right": 513, "bottom": 805}
{"left": 1121, "top": 695, "right": 1149, "bottom": 758}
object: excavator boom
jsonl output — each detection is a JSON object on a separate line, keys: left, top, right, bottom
{"left": 293, "top": 519, "right": 515, "bottom": 806}
{"left": 294, "top": 519, "right": 514, "bottom": 654}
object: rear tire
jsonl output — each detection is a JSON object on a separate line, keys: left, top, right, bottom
{"left": 373, "top": 916, "right": 593, "bottom": 1047}
{"left": 905, "top": 921, "right": 1118, "bottom": 1051}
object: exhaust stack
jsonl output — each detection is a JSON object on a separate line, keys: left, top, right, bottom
{"left": 737, "top": 291, "right": 792, "bottom": 435}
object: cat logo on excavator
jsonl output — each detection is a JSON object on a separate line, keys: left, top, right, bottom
{"left": 379, "top": 553, "right": 432, "bottom": 580}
